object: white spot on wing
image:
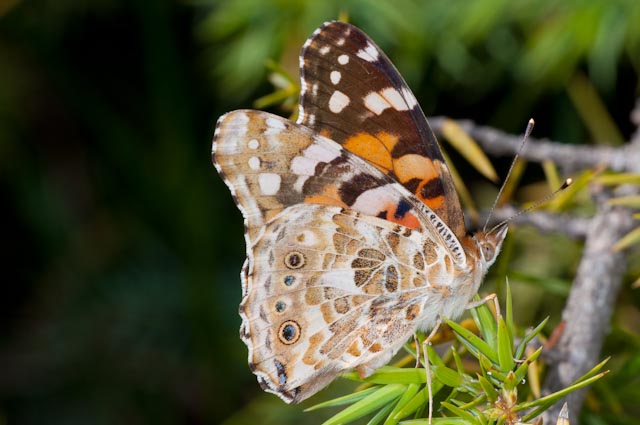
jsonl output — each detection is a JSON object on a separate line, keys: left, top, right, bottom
{"left": 381, "top": 87, "right": 409, "bottom": 111}
{"left": 215, "top": 113, "right": 252, "bottom": 155}
{"left": 291, "top": 142, "right": 340, "bottom": 178}
{"left": 328, "top": 90, "right": 350, "bottom": 113}
{"left": 401, "top": 87, "right": 418, "bottom": 109}
{"left": 319, "top": 45, "right": 330, "bottom": 55}
{"left": 312, "top": 83, "right": 319, "bottom": 96}
{"left": 297, "top": 230, "right": 318, "bottom": 246}
{"left": 291, "top": 156, "right": 317, "bottom": 175}
{"left": 299, "top": 76, "right": 307, "bottom": 99}
{"left": 226, "top": 111, "right": 249, "bottom": 130}
{"left": 305, "top": 143, "right": 341, "bottom": 162}
{"left": 338, "top": 54, "right": 349, "bottom": 65}
{"left": 337, "top": 38, "right": 345, "bottom": 46}
{"left": 265, "top": 116, "right": 286, "bottom": 135}
{"left": 258, "top": 173, "right": 281, "bottom": 195}
{"left": 306, "top": 114, "right": 316, "bottom": 126}
{"left": 248, "top": 139, "right": 260, "bottom": 150}
{"left": 248, "top": 157, "right": 260, "bottom": 170}
{"left": 293, "top": 175, "right": 309, "bottom": 192}
{"left": 330, "top": 71, "right": 341, "bottom": 85}
{"left": 356, "top": 42, "right": 379, "bottom": 62}
{"left": 364, "top": 91, "right": 391, "bottom": 115}
{"left": 351, "top": 184, "right": 405, "bottom": 216}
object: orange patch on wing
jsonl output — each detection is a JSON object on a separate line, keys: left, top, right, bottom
{"left": 343, "top": 132, "right": 399, "bottom": 173}
{"left": 304, "top": 185, "right": 349, "bottom": 208}
{"left": 419, "top": 192, "right": 444, "bottom": 210}
{"left": 377, "top": 202, "right": 421, "bottom": 229}
{"left": 377, "top": 132, "right": 399, "bottom": 151}
{"left": 391, "top": 211, "right": 420, "bottom": 229}
{"left": 392, "top": 155, "right": 446, "bottom": 210}
{"left": 393, "top": 154, "right": 439, "bottom": 183}
{"left": 346, "top": 340, "right": 361, "bottom": 357}
{"left": 395, "top": 212, "right": 421, "bottom": 229}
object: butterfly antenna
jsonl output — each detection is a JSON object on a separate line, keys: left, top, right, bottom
{"left": 487, "top": 178, "right": 573, "bottom": 235}
{"left": 483, "top": 118, "right": 535, "bottom": 232}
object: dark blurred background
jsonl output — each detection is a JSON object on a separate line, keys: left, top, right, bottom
{"left": 1, "top": 1, "right": 639, "bottom": 424}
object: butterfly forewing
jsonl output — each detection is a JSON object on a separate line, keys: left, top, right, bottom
{"left": 298, "top": 21, "right": 466, "bottom": 238}
{"left": 213, "top": 110, "right": 435, "bottom": 247}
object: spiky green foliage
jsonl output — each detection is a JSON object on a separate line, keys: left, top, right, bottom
{"left": 308, "top": 284, "right": 608, "bottom": 424}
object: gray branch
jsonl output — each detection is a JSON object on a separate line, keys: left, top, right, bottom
{"left": 435, "top": 101, "right": 640, "bottom": 422}
{"left": 428, "top": 116, "right": 640, "bottom": 173}
{"left": 540, "top": 186, "right": 636, "bottom": 423}
{"left": 539, "top": 106, "right": 640, "bottom": 422}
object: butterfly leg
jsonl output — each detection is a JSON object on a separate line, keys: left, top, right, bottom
{"left": 465, "top": 292, "right": 501, "bottom": 318}
{"left": 421, "top": 316, "right": 442, "bottom": 425}
{"left": 413, "top": 333, "right": 421, "bottom": 368}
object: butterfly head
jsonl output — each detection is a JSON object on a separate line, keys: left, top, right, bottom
{"left": 473, "top": 224, "right": 508, "bottom": 269}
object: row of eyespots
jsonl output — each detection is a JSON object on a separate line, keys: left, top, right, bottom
{"left": 276, "top": 262, "right": 301, "bottom": 342}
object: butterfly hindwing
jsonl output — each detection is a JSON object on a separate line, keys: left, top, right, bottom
{"left": 298, "top": 21, "right": 466, "bottom": 238}
{"left": 241, "top": 203, "right": 451, "bottom": 403}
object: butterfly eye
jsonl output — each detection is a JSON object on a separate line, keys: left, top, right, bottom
{"left": 483, "top": 245, "right": 495, "bottom": 261}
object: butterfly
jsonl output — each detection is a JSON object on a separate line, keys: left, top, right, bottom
{"left": 212, "top": 21, "right": 507, "bottom": 404}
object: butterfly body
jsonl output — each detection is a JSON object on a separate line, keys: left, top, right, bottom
{"left": 213, "top": 22, "right": 506, "bottom": 404}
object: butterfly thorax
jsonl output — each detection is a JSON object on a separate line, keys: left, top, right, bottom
{"left": 415, "top": 224, "right": 507, "bottom": 328}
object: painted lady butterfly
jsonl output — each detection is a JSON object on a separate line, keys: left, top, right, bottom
{"left": 212, "top": 21, "right": 507, "bottom": 404}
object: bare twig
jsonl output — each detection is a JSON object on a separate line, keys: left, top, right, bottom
{"left": 428, "top": 116, "right": 640, "bottom": 173}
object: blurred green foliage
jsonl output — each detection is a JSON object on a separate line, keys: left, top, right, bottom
{"left": 0, "top": 0, "right": 638, "bottom": 424}
{"left": 200, "top": 0, "right": 639, "bottom": 137}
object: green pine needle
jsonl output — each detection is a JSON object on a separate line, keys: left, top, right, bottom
{"left": 308, "top": 282, "right": 607, "bottom": 424}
